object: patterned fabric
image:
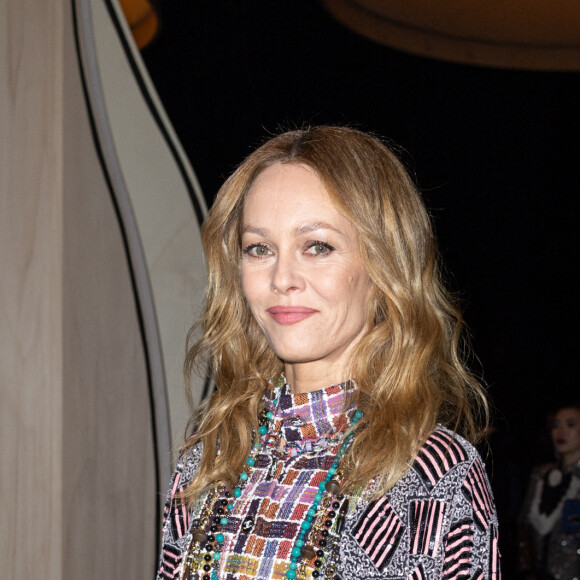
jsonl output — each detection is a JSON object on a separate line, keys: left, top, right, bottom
{"left": 414, "top": 430, "right": 467, "bottom": 490}
{"left": 409, "top": 499, "right": 446, "bottom": 557}
{"left": 157, "top": 381, "right": 501, "bottom": 579}
{"left": 442, "top": 519, "right": 474, "bottom": 579}
{"left": 274, "top": 382, "right": 355, "bottom": 445}
{"left": 351, "top": 496, "right": 404, "bottom": 571}
{"left": 462, "top": 459, "right": 495, "bottom": 532}
{"left": 409, "top": 564, "right": 426, "bottom": 580}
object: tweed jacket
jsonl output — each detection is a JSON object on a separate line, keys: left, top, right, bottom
{"left": 157, "top": 384, "right": 500, "bottom": 580}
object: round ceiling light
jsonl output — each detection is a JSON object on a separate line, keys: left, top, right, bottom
{"left": 322, "top": 0, "right": 580, "bottom": 70}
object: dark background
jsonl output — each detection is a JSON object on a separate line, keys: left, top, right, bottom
{"left": 141, "top": 1, "right": 580, "bottom": 573}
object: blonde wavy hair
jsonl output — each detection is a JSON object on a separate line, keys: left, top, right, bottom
{"left": 182, "top": 126, "right": 488, "bottom": 505}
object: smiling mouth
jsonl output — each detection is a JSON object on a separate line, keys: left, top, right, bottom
{"left": 266, "top": 306, "right": 318, "bottom": 325}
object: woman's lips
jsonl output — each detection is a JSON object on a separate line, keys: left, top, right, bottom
{"left": 266, "top": 306, "right": 318, "bottom": 325}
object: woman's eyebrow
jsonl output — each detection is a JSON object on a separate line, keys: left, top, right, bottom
{"left": 242, "top": 225, "right": 269, "bottom": 236}
{"left": 242, "top": 222, "right": 345, "bottom": 237}
{"left": 293, "top": 222, "right": 344, "bottom": 236}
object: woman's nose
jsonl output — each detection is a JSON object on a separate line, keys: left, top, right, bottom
{"left": 270, "top": 252, "right": 305, "bottom": 294}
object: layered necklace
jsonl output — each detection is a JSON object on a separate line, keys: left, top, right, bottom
{"left": 181, "top": 378, "right": 362, "bottom": 580}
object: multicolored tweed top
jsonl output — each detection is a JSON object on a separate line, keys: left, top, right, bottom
{"left": 157, "top": 380, "right": 501, "bottom": 579}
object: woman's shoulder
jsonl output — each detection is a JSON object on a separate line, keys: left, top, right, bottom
{"left": 340, "top": 426, "right": 499, "bottom": 578}
{"left": 172, "top": 438, "right": 204, "bottom": 488}
{"left": 409, "top": 425, "right": 486, "bottom": 492}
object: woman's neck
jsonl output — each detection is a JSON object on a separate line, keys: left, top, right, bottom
{"left": 284, "top": 362, "right": 350, "bottom": 394}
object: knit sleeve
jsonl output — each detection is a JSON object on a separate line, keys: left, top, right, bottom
{"left": 338, "top": 428, "right": 501, "bottom": 579}
{"left": 441, "top": 455, "right": 501, "bottom": 579}
{"left": 156, "top": 443, "right": 204, "bottom": 580}
{"left": 156, "top": 461, "right": 187, "bottom": 580}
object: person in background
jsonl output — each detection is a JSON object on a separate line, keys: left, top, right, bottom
{"left": 519, "top": 403, "right": 580, "bottom": 579}
{"left": 156, "top": 126, "right": 500, "bottom": 579}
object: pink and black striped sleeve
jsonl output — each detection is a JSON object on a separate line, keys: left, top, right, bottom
{"left": 156, "top": 464, "right": 185, "bottom": 580}
{"left": 441, "top": 456, "right": 501, "bottom": 579}
{"left": 156, "top": 443, "right": 203, "bottom": 580}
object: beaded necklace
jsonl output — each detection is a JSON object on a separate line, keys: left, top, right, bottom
{"left": 181, "top": 379, "right": 362, "bottom": 580}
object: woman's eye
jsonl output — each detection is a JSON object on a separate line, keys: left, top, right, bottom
{"left": 243, "top": 244, "right": 272, "bottom": 257}
{"left": 306, "top": 241, "right": 335, "bottom": 255}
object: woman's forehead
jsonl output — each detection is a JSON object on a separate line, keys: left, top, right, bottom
{"left": 243, "top": 164, "right": 337, "bottom": 220}
{"left": 555, "top": 408, "right": 580, "bottom": 421}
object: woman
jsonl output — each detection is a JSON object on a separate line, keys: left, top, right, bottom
{"left": 519, "top": 404, "right": 580, "bottom": 579}
{"left": 157, "top": 126, "right": 500, "bottom": 579}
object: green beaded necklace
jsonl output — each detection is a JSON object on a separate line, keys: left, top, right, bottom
{"left": 182, "top": 383, "right": 362, "bottom": 580}
{"left": 285, "top": 408, "right": 362, "bottom": 579}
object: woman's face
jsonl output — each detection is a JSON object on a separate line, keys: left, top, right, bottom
{"left": 241, "top": 163, "right": 372, "bottom": 388}
{"left": 552, "top": 408, "right": 580, "bottom": 463}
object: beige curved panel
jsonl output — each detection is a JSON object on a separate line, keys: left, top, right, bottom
{"left": 0, "top": 2, "right": 64, "bottom": 577}
{"left": 2, "top": 0, "right": 158, "bottom": 577}
{"left": 75, "top": 0, "right": 208, "bottom": 479}
{"left": 62, "top": 19, "right": 157, "bottom": 574}
{"left": 1, "top": 0, "right": 207, "bottom": 577}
